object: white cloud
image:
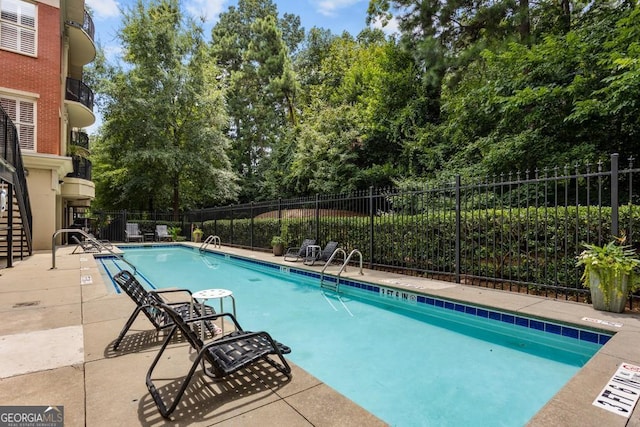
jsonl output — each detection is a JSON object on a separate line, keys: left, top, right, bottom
{"left": 185, "top": 0, "right": 226, "bottom": 23}
{"left": 314, "top": 0, "right": 362, "bottom": 17}
{"left": 371, "top": 15, "right": 399, "bottom": 36}
{"left": 86, "top": 0, "right": 120, "bottom": 19}
{"left": 103, "top": 43, "right": 123, "bottom": 61}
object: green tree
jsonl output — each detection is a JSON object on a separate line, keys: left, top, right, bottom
{"left": 211, "top": 0, "right": 303, "bottom": 201}
{"left": 568, "top": 2, "right": 640, "bottom": 160}
{"left": 91, "top": 0, "right": 237, "bottom": 213}
{"left": 426, "top": 1, "right": 638, "bottom": 178}
{"left": 287, "top": 101, "right": 362, "bottom": 194}
{"left": 294, "top": 27, "right": 337, "bottom": 104}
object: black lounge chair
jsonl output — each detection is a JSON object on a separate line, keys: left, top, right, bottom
{"left": 112, "top": 270, "right": 218, "bottom": 350}
{"left": 71, "top": 235, "right": 101, "bottom": 253}
{"left": 146, "top": 301, "right": 292, "bottom": 418}
{"left": 71, "top": 235, "right": 113, "bottom": 254}
{"left": 304, "top": 241, "right": 340, "bottom": 266}
{"left": 283, "top": 238, "right": 316, "bottom": 262}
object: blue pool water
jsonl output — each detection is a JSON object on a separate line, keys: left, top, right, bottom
{"left": 99, "top": 246, "right": 607, "bottom": 426}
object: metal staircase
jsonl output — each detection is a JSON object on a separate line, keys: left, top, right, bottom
{"left": 1, "top": 107, "right": 33, "bottom": 266}
{"left": 0, "top": 185, "right": 29, "bottom": 260}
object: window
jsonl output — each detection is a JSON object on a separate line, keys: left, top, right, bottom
{"left": 0, "top": 95, "right": 35, "bottom": 151}
{"left": 0, "top": 0, "right": 36, "bottom": 55}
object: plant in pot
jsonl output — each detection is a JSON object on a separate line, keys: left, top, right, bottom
{"left": 192, "top": 227, "right": 204, "bottom": 243}
{"left": 271, "top": 236, "right": 285, "bottom": 256}
{"left": 168, "top": 226, "right": 183, "bottom": 242}
{"left": 576, "top": 239, "right": 640, "bottom": 313}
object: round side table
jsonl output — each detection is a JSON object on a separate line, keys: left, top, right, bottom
{"left": 192, "top": 289, "right": 236, "bottom": 338}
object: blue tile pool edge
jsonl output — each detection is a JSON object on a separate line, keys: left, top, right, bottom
{"left": 102, "top": 244, "right": 615, "bottom": 347}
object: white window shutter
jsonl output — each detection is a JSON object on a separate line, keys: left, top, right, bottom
{"left": 0, "top": 96, "right": 35, "bottom": 151}
{"left": 0, "top": 22, "right": 18, "bottom": 50}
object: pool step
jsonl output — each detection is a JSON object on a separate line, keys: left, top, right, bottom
{"left": 320, "top": 280, "right": 338, "bottom": 292}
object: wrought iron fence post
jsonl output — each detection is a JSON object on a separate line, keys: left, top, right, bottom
{"left": 455, "top": 175, "right": 461, "bottom": 284}
{"left": 230, "top": 206, "right": 234, "bottom": 245}
{"left": 277, "top": 198, "right": 282, "bottom": 233}
{"left": 369, "top": 186, "right": 374, "bottom": 269}
{"left": 123, "top": 210, "right": 127, "bottom": 242}
{"left": 315, "top": 194, "right": 320, "bottom": 242}
{"left": 250, "top": 202, "right": 254, "bottom": 250}
{"left": 611, "top": 153, "right": 619, "bottom": 239}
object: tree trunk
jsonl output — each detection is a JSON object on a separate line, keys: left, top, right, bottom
{"left": 519, "top": 0, "right": 530, "bottom": 44}
{"left": 172, "top": 174, "right": 179, "bottom": 221}
{"left": 560, "top": 0, "right": 571, "bottom": 33}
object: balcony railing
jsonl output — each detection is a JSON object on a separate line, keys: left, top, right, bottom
{"left": 70, "top": 130, "right": 89, "bottom": 150}
{"left": 65, "top": 77, "right": 94, "bottom": 111}
{"left": 66, "top": 10, "right": 95, "bottom": 41}
{"left": 66, "top": 156, "right": 92, "bottom": 181}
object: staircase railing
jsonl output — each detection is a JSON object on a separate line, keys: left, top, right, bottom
{"left": 0, "top": 106, "right": 32, "bottom": 261}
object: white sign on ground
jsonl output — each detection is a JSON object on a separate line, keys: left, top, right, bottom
{"left": 593, "top": 363, "right": 640, "bottom": 417}
{"left": 582, "top": 316, "right": 623, "bottom": 328}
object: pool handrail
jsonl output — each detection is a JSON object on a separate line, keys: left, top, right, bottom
{"left": 339, "top": 249, "right": 364, "bottom": 280}
{"left": 199, "top": 235, "right": 221, "bottom": 252}
{"left": 320, "top": 247, "right": 347, "bottom": 291}
{"left": 320, "top": 249, "right": 364, "bottom": 293}
{"left": 51, "top": 229, "right": 137, "bottom": 274}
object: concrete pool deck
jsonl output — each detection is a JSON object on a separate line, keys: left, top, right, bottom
{"left": 0, "top": 243, "right": 639, "bottom": 426}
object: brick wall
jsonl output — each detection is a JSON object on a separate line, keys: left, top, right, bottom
{"left": 0, "top": 1, "right": 61, "bottom": 155}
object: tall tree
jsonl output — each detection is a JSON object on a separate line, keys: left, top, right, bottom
{"left": 421, "top": 1, "right": 638, "bottom": 178}
{"left": 91, "top": 0, "right": 237, "bottom": 213}
{"left": 211, "top": 0, "right": 303, "bottom": 201}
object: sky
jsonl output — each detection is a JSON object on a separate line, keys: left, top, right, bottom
{"left": 85, "top": 0, "right": 389, "bottom": 62}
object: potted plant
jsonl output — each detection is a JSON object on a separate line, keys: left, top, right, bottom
{"left": 168, "top": 226, "right": 183, "bottom": 242}
{"left": 271, "top": 236, "right": 285, "bottom": 256}
{"left": 576, "top": 239, "right": 640, "bottom": 313}
{"left": 192, "top": 227, "right": 204, "bottom": 243}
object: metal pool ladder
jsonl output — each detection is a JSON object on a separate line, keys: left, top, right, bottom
{"left": 320, "top": 248, "right": 363, "bottom": 292}
{"left": 199, "top": 235, "right": 221, "bottom": 252}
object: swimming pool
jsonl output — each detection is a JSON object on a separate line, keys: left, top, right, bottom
{"left": 99, "top": 245, "right": 609, "bottom": 426}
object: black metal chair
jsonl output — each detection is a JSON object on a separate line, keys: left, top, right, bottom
{"left": 71, "top": 235, "right": 101, "bottom": 253}
{"left": 146, "top": 301, "right": 292, "bottom": 418}
{"left": 283, "top": 238, "right": 316, "bottom": 261}
{"left": 304, "top": 241, "right": 340, "bottom": 266}
{"left": 71, "top": 235, "right": 113, "bottom": 254}
{"left": 112, "top": 270, "right": 218, "bottom": 350}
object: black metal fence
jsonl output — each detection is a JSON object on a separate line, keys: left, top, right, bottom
{"left": 94, "top": 154, "right": 639, "bottom": 306}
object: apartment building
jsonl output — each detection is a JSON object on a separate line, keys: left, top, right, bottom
{"left": 0, "top": 0, "right": 96, "bottom": 250}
